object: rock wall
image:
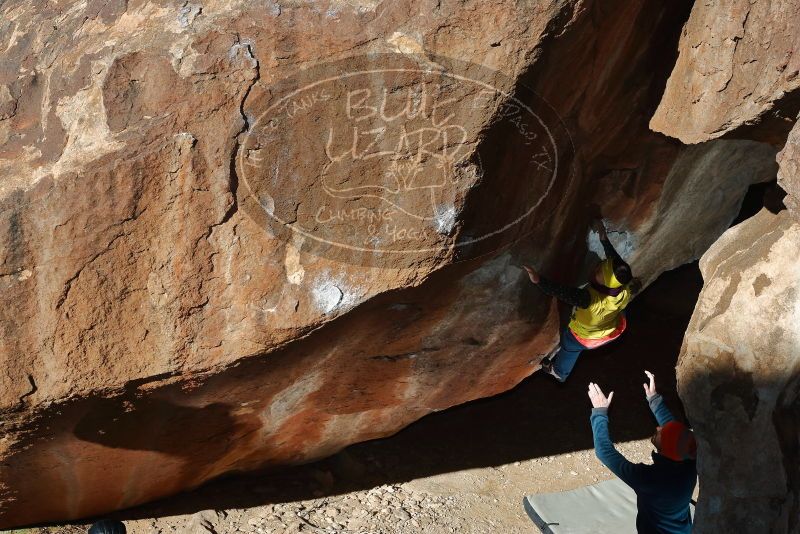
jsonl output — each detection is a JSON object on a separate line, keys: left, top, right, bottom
{"left": 652, "top": 1, "right": 800, "bottom": 532}
{"left": 650, "top": 0, "right": 800, "bottom": 145}
{"left": 778, "top": 120, "right": 800, "bottom": 217}
{"left": 677, "top": 123, "right": 800, "bottom": 532}
{"left": 0, "top": 0, "right": 783, "bottom": 527}
{"left": 678, "top": 209, "right": 800, "bottom": 533}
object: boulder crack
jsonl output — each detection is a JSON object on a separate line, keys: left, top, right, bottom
{"left": 18, "top": 375, "right": 37, "bottom": 404}
{"left": 212, "top": 37, "right": 261, "bottom": 237}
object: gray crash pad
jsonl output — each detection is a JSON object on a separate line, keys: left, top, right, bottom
{"left": 524, "top": 478, "right": 694, "bottom": 533}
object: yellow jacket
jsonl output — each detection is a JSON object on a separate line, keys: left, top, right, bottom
{"left": 569, "top": 286, "right": 631, "bottom": 338}
{"left": 568, "top": 258, "right": 631, "bottom": 339}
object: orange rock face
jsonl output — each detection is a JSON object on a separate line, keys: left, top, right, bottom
{"left": 0, "top": 0, "right": 782, "bottom": 527}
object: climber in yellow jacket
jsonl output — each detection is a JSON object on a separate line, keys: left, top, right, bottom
{"left": 524, "top": 220, "right": 638, "bottom": 382}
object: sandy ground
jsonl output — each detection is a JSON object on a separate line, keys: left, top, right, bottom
{"left": 22, "top": 439, "right": 656, "bottom": 534}
{"left": 13, "top": 266, "right": 702, "bottom": 534}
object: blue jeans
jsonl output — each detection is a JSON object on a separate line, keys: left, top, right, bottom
{"left": 553, "top": 312, "right": 628, "bottom": 381}
{"left": 552, "top": 327, "right": 587, "bottom": 382}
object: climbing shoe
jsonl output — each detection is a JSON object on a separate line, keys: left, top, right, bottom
{"left": 539, "top": 357, "right": 563, "bottom": 382}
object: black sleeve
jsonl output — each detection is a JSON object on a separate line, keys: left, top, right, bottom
{"left": 600, "top": 236, "right": 624, "bottom": 265}
{"left": 537, "top": 276, "right": 591, "bottom": 309}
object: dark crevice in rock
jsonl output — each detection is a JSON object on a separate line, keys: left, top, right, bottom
{"left": 720, "top": 88, "right": 800, "bottom": 146}
{"left": 215, "top": 39, "right": 261, "bottom": 236}
{"left": 369, "top": 347, "right": 440, "bottom": 362}
{"left": 18, "top": 375, "right": 37, "bottom": 404}
{"left": 731, "top": 179, "right": 787, "bottom": 227}
{"left": 773, "top": 378, "right": 800, "bottom": 532}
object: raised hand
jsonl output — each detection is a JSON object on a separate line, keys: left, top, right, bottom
{"left": 523, "top": 265, "right": 540, "bottom": 284}
{"left": 643, "top": 370, "right": 656, "bottom": 398}
{"left": 588, "top": 382, "right": 614, "bottom": 409}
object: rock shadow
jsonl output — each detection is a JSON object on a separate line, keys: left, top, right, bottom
{"left": 73, "top": 396, "right": 242, "bottom": 460}
{"left": 98, "top": 262, "right": 702, "bottom": 523}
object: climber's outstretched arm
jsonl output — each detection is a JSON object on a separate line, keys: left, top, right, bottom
{"left": 601, "top": 236, "right": 624, "bottom": 265}
{"left": 643, "top": 371, "right": 676, "bottom": 426}
{"left": 523, "top": 265, "right": 591, "bottom": 309}
{"left": 592, "top": 219, "right": 624, "bottom": 265}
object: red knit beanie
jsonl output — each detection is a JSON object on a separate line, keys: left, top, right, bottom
{"left": 659, "top": 421, "right": 697, "bottom": 461}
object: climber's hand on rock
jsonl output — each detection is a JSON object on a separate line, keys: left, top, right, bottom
{"left": 643, "top": 370, "right": 657, "bottom": 398}
{"left": 591, "top": 219, "right": 608, "bottom": 240}
{"left": 588, "top": 382, "right": 614, "bottom": 409}
{"left": 523, "top": 265, "right": 540, "bottom": 284}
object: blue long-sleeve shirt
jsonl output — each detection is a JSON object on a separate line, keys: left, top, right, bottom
{"left": 590, "top": 394, "right": 697, "bottom": 533}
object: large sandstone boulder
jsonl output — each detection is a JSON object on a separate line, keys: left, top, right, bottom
{"left": 0, "top": 0, "right": 780, "bottom": 527}
{"left": 677, "top": 208, "right": 800, "bottom": 533}
{"left": 652, "top": 3, "right": 800, "bottom": 531}
{"left": 650, "top": 0, "right": 800, "bottom": 145}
